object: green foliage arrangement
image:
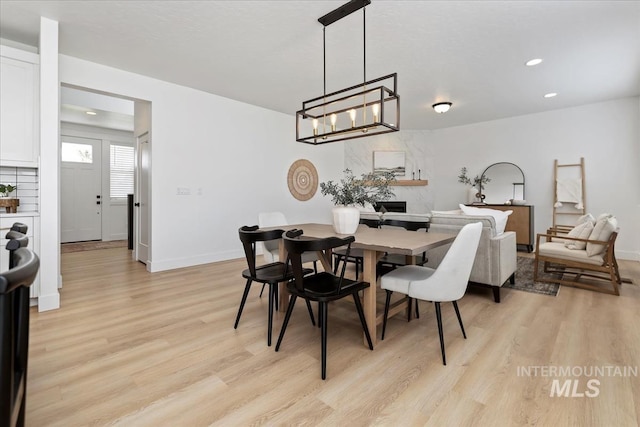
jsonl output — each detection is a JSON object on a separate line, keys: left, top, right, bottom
{"left": 320, "top": 169, "right": 395, "bottom": 207}
{"left": 0, "top": 184, "right": 16, "bottom": 197}
{"left": 457, "top": 167, "right": 490, "bottom": 190}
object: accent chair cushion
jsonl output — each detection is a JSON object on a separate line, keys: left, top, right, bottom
{"left": 459, "top": 204, "right": 512, "bottom": 235}
{"left": 586, "top": 214, "right": 617, "bottom": 256}
{"left": 564, "top": 220, "right": 594, "bottom": 250}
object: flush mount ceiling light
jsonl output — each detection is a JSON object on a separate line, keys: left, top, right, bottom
{"left": 544, "top": 92, "right": 557, "bottom": 98}
{"left": 432, "top": 102, "right": 452, "bottom": 113}
{"left": 296, "top": 0, "right": 400, "bottom": 145}
{"left": 85, "top": 111, "right": 97, "bottom": 115}
{"left": 525, "top": 58, "right": 543, "bottom": 66}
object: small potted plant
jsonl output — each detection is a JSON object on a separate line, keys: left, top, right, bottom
{"left": 458, "top": 167, "right": 490, "bottom": 204}
{"left": 0, "top": 184, "right": 17, "bottom": 198}
{"left": 320, "top": 169, "right": 395, "bottom": 234}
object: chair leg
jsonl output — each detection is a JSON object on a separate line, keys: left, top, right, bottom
{"left": 407, "top": 297, "right": 412, "bottom": 322}
{"left": 320, "top": 301, "right": 328, "bottom": 380}
{"left": 275, "top": 295, "right": 297, "bottom": 351}
{"left": 355, "top": 258, "right": 360, "bottom": 280}
{"left": 306, "top": 299, "right": 316, "bottom": 326}
{"left": 382, "top": 290, "right": 392, "bottom": 340}
{"left": 267, "top": 283, "right": 275, "bottom": 346}
{"left": 353, "top": 293, "right": 374, "bottom": 350}
{"left": 492, "top": 287, "right": 501, "bottom": 303}
{"left": 274, "top": 283, "right": 279, "bottom": 311}
{"left": 313, "top": 261, "right": 318, "bottom": 274}
{"left": 318, "top": 302, "right": 322, "bottom": 328}
{"left": 259, "top": 283, "right": 266, "bottom": 298}
{"left": 434, "top": 302, "right": 446, "bottom": 365}
{"left": 452, "top": 300, "right": 466, "bottom": 339}
{"left": 234, "top": 279, "right": 252, "bottom": 329}
{"left": 415, "top": 299, "right": 420, "bottom": 319}
{"left": 509, "top": 272, "right": 515, "bottom": 284}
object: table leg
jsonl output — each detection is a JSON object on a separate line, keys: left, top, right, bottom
{"left": 362, "top": 249, "right": 379, "bottom": 346}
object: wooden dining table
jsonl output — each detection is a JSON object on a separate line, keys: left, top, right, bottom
{"left": 276, "top": 223, "right": 456, "bottom": 346}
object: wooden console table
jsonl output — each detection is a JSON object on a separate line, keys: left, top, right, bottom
{"left": 0, "top": 199, "right": 19, "bottom": 213}
{"left": 476, "top": 204, "right": 535, "bottom": 252}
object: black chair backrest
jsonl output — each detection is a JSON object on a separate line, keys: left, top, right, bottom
{"left": 0, "top": 248, "right": 39, "bottom": 295}
{"left": 9, "top": 223, "right": 28, "bottom": 235}
{"left": 5, "top": 229, "right": 29, "bottom": 270}
{"left": 359, "top": 217, "right": 381, "bottom": 228}
{"left": 238, "top": 225, "right": 286, "bottom": 276}
{"left": 284, "top": 230, "right": 356, "bottom": 293}
{"left": 381, "top": 218, "right": 429, "bottom": 232}
{"left": 0, "top": 247, "right": 39, "bottom": 427}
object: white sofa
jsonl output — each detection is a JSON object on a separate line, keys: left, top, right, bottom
{"left": 425, "top": 212, "right": 517, "bottom": 302}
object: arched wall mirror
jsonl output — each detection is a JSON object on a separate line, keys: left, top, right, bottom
{"left": 480, "top": 162, "right": 525, "bottom": 204}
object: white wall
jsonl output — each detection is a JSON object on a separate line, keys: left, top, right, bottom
{"left": 58, "top": 55, "right": 344, "bottom": 271}
{"left": 432, "top": 97, "right": 639, "bottom": 260}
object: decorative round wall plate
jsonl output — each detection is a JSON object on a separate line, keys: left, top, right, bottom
{"left": 288, "top": 159, "right": 318, "bottom": 201}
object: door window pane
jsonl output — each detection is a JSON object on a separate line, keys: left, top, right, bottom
{"left": 61, "top": 142, "right": 93, "bottom": 163}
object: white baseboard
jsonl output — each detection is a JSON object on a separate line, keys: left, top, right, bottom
{"left": 38, "top": 291, "right": 60, "bottom": 312}
{"left": 147, "top": 249, "right": 244, "bottom": 273}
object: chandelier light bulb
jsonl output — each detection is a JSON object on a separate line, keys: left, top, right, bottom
{"left": 371, "top": 103, "right": 379, "bottom": 122}
{"left": 349, "top": 109, "right": 357, "bottom": 127}
{"left": 330, "top": 113, "right": 337, "bottom": 131}
{"left": 313, "top": 118, "right": 319, "bottom": 135}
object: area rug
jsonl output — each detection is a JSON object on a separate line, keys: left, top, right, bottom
{"left": 61, "top": 240, "right": 128, "bottom": 253}
{"left": 503, "top": 256, "right": 560, "bottom": 297}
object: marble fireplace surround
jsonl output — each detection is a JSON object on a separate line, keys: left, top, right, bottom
{"left": 345, "top": 131, "right": 434, "bottom": 214}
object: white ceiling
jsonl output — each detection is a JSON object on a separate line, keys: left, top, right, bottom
{"left": 1, "top": 1, "right": 639, "bottom": 130}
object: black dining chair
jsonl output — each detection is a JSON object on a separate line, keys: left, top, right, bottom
{"left": 1, "top": 229, "right": 39, "bottom": 427}
{"left": 234, "top": 226, "right": 314, "bottom": 346}
{"left": 275, "top": 229, "right": 373, "bottom": 380}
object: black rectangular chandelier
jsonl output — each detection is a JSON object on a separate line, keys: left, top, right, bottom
{"left": 296, "top": 0, "right": 400, "bottom": 145}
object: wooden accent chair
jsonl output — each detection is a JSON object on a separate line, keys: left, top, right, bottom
{"left": 534, "top": 225, "right": 622, "bottom": 295}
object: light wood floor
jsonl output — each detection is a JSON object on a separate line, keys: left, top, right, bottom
{"left": 26, "top": 249, "right": 640, "bottom": 426}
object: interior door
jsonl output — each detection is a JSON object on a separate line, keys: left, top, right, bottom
{"left": 61, "top": 136, "right": 102, "bottom": 242}
{"left": 135, "top": 132, "right": 150, "bottom": 264}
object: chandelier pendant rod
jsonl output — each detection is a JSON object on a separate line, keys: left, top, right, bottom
{"left": 362, "top": 5, "right": 367, "bottom": 126}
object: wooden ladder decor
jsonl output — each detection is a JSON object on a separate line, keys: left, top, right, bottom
{"left": 553, "top": 157, "right": 586, "bottom": 228}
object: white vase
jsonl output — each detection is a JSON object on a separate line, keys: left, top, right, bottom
{"left": 332, "top": 206, "right": 360, "bottom": 234}
{"left": 467, "top": 187, "right": 478, "bottom": 204}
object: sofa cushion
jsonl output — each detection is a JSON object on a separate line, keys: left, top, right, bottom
{"left": 586, "top": 214, "right": 617, "bottom": 256}
{"left": 564, "top": 220, "right": 594, "bottom": 250}
{"left": 538, "top": 242, "right": 604, "bottom": 266}
{"left": 459, "top": 204, "right": 512, "bottom": 235}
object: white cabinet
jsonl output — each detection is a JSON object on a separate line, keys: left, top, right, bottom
{"left": 0, "top": 46, "right": 39, "bottom": 167}
{"left": 1, "top": 215, "right": 40, "bottom": 297}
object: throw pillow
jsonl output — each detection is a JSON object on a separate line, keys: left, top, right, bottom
{"left": 577, "top": 213, "right": 596, "bottom": 225}
{"left": 459, "top": 204, "right": 512, "bottom": 234}
{"left": 586, "top": 214, "right": 617, "bottom": 256}
{"left": 564, "top": 220, "right": 594, "bottom": 250}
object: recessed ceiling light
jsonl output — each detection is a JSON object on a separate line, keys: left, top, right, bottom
{"left": 432, "top": 102, "right": 452, "bottom": 113}
{"left": 544, "top": 93, "right": 557, "bottom": 98}
{"left": 86, "top": 111, "right": 97, "bottom": 115}
{"left": 526, "top": 58, "right": 543, "bottom": 66}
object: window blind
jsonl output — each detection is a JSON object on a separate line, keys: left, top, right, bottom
{"left": 110, "top": 145, "right": 134, "bottom": 198}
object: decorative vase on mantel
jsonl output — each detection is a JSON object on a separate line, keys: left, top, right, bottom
{"left": 332, "top": 206, "right": 360, "bottom": 234}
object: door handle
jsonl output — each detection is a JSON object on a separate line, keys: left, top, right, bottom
{"left": 96, "top": 201, "right": 101, "bottom": 205}
{"left": 134, "top": 202, "right": 140, "bottom": 207}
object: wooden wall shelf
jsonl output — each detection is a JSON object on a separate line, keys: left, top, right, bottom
{"left": 390, "top": 180, "right": 428, "bottom": 186}
{"left": 365, "top": 180, "right": 428, "bottom": 187}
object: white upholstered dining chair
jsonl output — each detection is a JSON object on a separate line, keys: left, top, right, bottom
{"left": 380, "top": 221, "right": 483, "bottom": 365}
